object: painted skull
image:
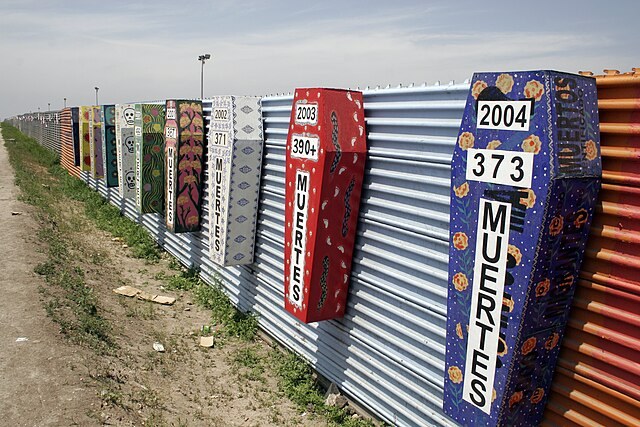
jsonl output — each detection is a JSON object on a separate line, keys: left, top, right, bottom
{"left": 123, "top": 107, "right": 135, "bottom": 126}
{"left": 125, "top": 171, "right": 135, "bottom": 189}
{"left": 124, "top": 136, "right": 135, "bottom": 153}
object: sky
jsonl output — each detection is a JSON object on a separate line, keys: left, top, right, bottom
{"left": 0, "top": 0, "right": 637, "bottom": 118}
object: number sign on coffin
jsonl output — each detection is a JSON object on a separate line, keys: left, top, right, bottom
{"left": 115, "top": 103, "right": 136, "bottom": 199}
{"left": 443, "top": 71, "right": 602, "bottom": 427}
{"left": 134, "top": 104, "right": 166, "bottom": 214}
{"left": 100, "top": 105, "right": 118, "bottom": 187}
{"left": 90, "top": 106, "right": 104, "bottom": 179}
{"left": 164, "top": 100, "right": 205, "bottom": 233}
{"left": 284, "top": 88, "right": 367, "bottom": 324}
{"left": 208, "top": 96, "right": 264, "bottom": 266}
{"left": 79, "top": 106, "right": 92, "bottom": 172}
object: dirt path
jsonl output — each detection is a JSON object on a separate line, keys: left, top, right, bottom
{"left": 0, "top": 128, "right": 341, "bottom": 427}
{"left": 0, "top": 133, "right": 99, "bottom": 425}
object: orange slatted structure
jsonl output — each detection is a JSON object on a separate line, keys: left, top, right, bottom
{"left": 543, "top": 69, "right": 640, "bottom": 427}
{"left": 60, "top": 108, "right": 80, "bottom": 178}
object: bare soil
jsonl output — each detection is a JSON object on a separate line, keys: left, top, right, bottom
{"left": 0, "top": 133, "right": 328, "bottom": 426}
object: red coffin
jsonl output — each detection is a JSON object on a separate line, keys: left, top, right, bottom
{"left": 284, "top": 88, "right": 367, "bottom": 323}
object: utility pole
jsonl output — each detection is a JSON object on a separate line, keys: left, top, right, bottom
{"left": 198, "top": 53, "right": 211, "bottom": 99}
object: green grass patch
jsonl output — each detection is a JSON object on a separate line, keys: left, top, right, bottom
{"left": 271, "top": 349, "right": 375, "bottom": 427}
{"left": 2, "top": 123, "right": 114, "bottom": 353}
{"left": 231, "top": 346, "right": 266, "bottom": 382}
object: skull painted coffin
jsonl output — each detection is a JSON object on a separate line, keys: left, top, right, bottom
{"left": 79, "top": 106, "right": 92, "bottom": 172}
{"left": 164, "top": 100, "right": 205, "bottom": 233}
{"left": 100, "top": 105, "right": 118, "bottom": 187}
{"left": 208, "top": 96, "right": 264, "bottom": 266}
{"left": 134, "top": 103, "right": 165, "bottom": 214}
{"left": 89, "top": 106, "right": 104, "bottom": 179}
{"left": 443, "top": 71, "right": 601, "bottom": 426}
{"left": 71, "top": 107, "right": 80, "bottom": 167}
{"left": 283, "top": 88, "right": 367, "bottom": 324}
{"left": 116, "top": 103, "right": 137, "bottom": 198}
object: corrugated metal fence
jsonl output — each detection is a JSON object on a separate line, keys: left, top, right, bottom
{"left": 6, "top": 75, "right": 640, "bottom": 426}
{"left": 8, "top": 111, "right": 62, "bottom": 155}
{"left": 80, "top": 84, "right": 470, "bottom": 427}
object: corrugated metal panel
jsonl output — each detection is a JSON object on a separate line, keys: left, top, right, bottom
{"left": 81, "top": 85, "right": 470, "bottom": 427}
{"left": 543, "top": 70, "right": 640, "bottom": 427}
{"left": 7, "top": 111, "right": 62, "bottom": 158}
{"left": 60, "top": 108, "right": 81, "bottom": 178}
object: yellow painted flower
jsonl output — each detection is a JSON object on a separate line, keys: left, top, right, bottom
{"left": 455, "top": 323, "right": 464, "bottom": 339}
{"left": 452, "top": 272, "right": 469, "bottom": 292}
{"left": 472, "top": 80, "right": 488, "bottom": 99}
{"left": 535, "top": 279, "right": 550, "bottom": 297}
{"left": 452, "top": 232, "right": 469, "bottom": 250}
{"left": 486, "top": 140, "right": 502, "bottom": 150}
{"left": 549, "top": 216, "right": 564, "bottom": 236}
{"left": 502, "top": 297, "right": 514, "bottom": 313}
{"left": 524, "top": 80, "right": 545, "bottom": 101}
{"left": 448, "top": 366, "right": 463, "bottom": 384}
{"left": 585, "top": 139, "right": 598, "bottom": 161}
{"left": 519, "top": 189, "right": 536, "bottom": 208}
{"left": 545, "top": 333, "right": 560, "bottom": 350}
{"left": 522, "top": 134, "right": 542, "bottom": 154}
{"left": 508, "top": 244, "right": 522, "bottom": 265}
{"left": 458, "top": 132, "right": 475, "bottom": 151}
{"left": 509, "top": 391, "right": 523, "bottom": 408}
{"left": 521, "top": 337, "right": 537, "bottom": 355}
{"left": 496, "top": 73, "right": 514, "bottom": 94}
{"left": 530, "top": 388, "right": 545, "bottom": 404}
{"left": 454, "top": 182, "right": 469, "bottom": 198}
{"left": 574, "top": 208, "right": 588, "bottom": 228}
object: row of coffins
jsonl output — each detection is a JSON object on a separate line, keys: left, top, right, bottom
{"left": 68, "top": 71, "right": 602, "bottom": 426}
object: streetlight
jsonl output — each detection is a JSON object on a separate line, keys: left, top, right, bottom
{"left": 95, "top": 86, "right": 99, "bottom": 105}
{"left": 198, "top": 53, "right": 211, "bottom": 99}
{"left": 48, "top": 103, "right": 51, "bottom": 111}
{"left": 64, "top": 97, "right": 67, "bottom": 108}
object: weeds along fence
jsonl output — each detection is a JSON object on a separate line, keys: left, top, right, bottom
{"left": 6, "top": 73, "right": 640, "bottom": 427}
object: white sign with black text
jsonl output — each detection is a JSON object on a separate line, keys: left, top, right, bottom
{"left": 462, "top": 198, "right": 512, "bottom": 414}
{"left": 211, "top": 131, "right": 230, "bottom": 148}
{"left": 466, "top": 148, "right": 534, "bottom": 188}
{"left": 166, "top": 146, "right": 175, "bottom": 228}
{"left": 294, "top": 102, "right": 318, "bottom": 126}
{"left": 290, "top": 134, "right": 319, "bottom": 161}
{"left": 288, "top": 169, "right": 309, "bottom": 308}
{"left": 477, "top": 100, "right": 532, "bottom": 132}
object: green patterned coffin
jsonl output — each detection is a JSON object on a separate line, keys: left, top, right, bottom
{"left": 134, "top": 103, "right": 166, "bottom": 214}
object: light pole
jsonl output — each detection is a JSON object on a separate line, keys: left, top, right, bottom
{"left": 94, "top": 86, "right": 99, "bottom": 105}
{"left": 64, "top": 97, "right": 67, "bottom": 108}
{"left": 48, "top": 102, "right": 51, "bottom": 111}
{"left": 198, "top": 53, "right": 211, "bottom": 99}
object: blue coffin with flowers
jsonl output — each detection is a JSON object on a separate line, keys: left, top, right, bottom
{"left": 443, "top": 71, "right": 601, "bottom": 426}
